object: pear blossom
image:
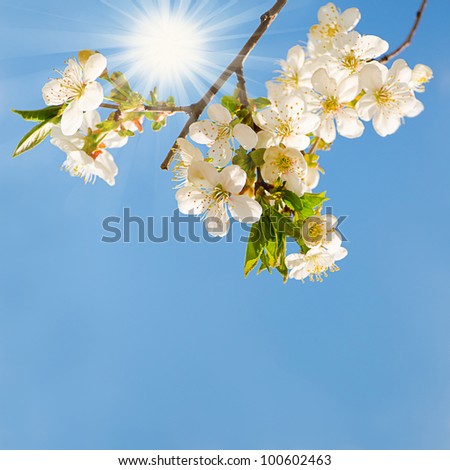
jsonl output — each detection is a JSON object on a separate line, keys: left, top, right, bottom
{"left": 262, "top": 146, "right": 308, "bottom": 196}
{"left": 330, "top": 32, "right": 389, "bottom": 75}
{"left": 43, "top": 53, "right": 107, "bottom": 136}
{"left": 307, "top": 68, "right": 364, "bottom": 143}
{"left": 255, "top": 96, "right": 320, "bottom": 151}
{"left": 172, "top": 138, "right": 204, "bottom": 187}
{"left": 189, "top": 104, "right": 258, "bottom": 166}
{"left": 176, "top": 162, "right": 262, "bottom": 237}
{"left": 410, "top": 64, "right": 433, "bottom": 93}
{"left": 309, "top": 3, "right": 361, "bottom": 53}
{"left": 357, "top": 60, "right": 418, "bottom": 137}
{"left": 50, "top": 112, "right": 118, "bottom": 186}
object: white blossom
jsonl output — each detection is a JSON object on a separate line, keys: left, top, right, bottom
{"left": 176, "top": 162, "right": 262, "bottom": 237}
{"left": 172, "top": 138, "right": 204, "bottom": 187}
{"left": 357, "top": 60, "right": 418, "bottom": 137}
{"left": 43, "top": 54, "right": 107, "bottom": 136}
{"left": 189, "top": 104, "right": 258, "bottom": 166}
{"left": 410, "top": 64, "right": 433, "bottom": 93}
{"left": 50, "top": 112, "right": 118, "bottom": 186}
{"left": 255, "top": 96, "right": 320, "bottom": 151}
{"left": 262, "top": 146, "right": 308, "bottom": 196}
{"left": 309, "top": 3, "right": 361, "bottom": 53}
{"left": 307, "top": 68, "right": 364, "bottom": 143}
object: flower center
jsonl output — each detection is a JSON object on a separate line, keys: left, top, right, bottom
{"left": 276, "top": 154, "right": 293, "bottom": 173}
{"left": 341, "top": 51, "right": 361, "bottom": 73}
{"left": 375, "top": 87, "right": 393, "bottom": 105}
{"left": 323, "top": 96, "right": 341, "bottom": 114}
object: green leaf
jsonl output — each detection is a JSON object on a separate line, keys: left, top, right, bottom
{"left": 221, "top": 95, "right": 241, "bottom": 115}
{"left": 251, "top": 97, "right": 271, "bottom": 110}
{"left": 282, "top": 190, "right": 304, "bottom": 212}
{"left": 250, "top": 148, "right": 266, "bottom": 167}
{"left": 12, "top": 105, "right": 62, "bottom": 122}
{"left": 109, "top": 72, "right": 133, "bottom": 97}
{"left": 268, "top": 207, "right": 302, "bottom": 241}
{"left": 244, "top": 221, "right": 265, "bottom": 277}
{"left": 13, "top": 118, "right": 57, "bottom": 157}
{"left": 302, "top": 192, "right": 329, "bottom": 208}
{"left": 232, "top": 147, "right": 256, "bottom": 184}
{"left": 152, "top": 121, "right": 164, "bottom": 132}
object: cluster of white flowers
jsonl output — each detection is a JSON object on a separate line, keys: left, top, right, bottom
{"left": 171, "top": 2, "right": 432, "bottom": 282}
{"left": 14, "top": 3, "right": 432, "bottom": 284}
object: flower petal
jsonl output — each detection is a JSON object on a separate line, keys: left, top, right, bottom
{"left": 176, "top": 187, "right": 209, "bottom": 215}
{"left": 233, "top": 123, "right": 258, "bottom": 150}
{"left": 220, "top": 165, "right": 247, "bottom": 194}
{"left": 207, "top": 141, "right": 233, "bottom": 167}
{"left": 207, "top": 104, "right": 232, "bottom": 125}
{"left": 78, "top": 81, "right": 104, "bottom": 112}
{"left": 188, "top": 161, "right": 219, "bottom": 188}
{"left": 228, "top": 195, "right": 262, "bottom": 224}
{"left": 83, "top": 53, "right": 107, "bottom": 82}
{"left": 61, "top": 101, "right": 83, "bottom": 136}
{"left": 336, "top": 108, "right": 364, "bottom": 138}
{"left": 204, "top": 203, "right": 230, "bottom": 237}
{"left": 189, "top": 121, "right": 219, "bottom": 145}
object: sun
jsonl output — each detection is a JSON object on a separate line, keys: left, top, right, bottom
{"left": 99, "top": 0, "right": 259, "bottom": 103}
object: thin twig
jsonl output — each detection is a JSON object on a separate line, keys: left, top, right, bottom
{"left": 380, "top": 0, "right": 428, "bottom": 64}
{"left": 100, "top": 103, "right": 192, "bottom": 115}
{"left": 160, "top": 0, "right": 289, "bottom": 170}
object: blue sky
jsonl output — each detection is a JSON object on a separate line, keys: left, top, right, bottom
{"left": 0, "top": 0, "right": 449, "bottom": 450}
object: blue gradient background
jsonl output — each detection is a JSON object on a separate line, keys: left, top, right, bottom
{"left": 0, "top": 0, "right": 449, "bottom": 450}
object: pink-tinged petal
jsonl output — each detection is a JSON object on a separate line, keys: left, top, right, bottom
{"left": 373, "top": 111, "right": 401, "bottom": 137}
{"left": 220, "top": 165, "right": 247, "bottom": 194}
{"left": 78, "top": 82, "right": 104, "bottom": 112}
{"left": 318, "top": 3, "right": 339, "bottom": 24}
{"left": 204, "top": 203, "right": 230, "bottom": 237}
{"left": 176, "top": 186, "right": 209, "bottom": 215}
{"left": 228, "top": 195, "right": 262, "bottom": 224}
{"left": 189, "top": 121, "right": 219, "bottom": 145}
{"left": 336, "top": 108, "right": 364, "bottom": 138}
{"left": 341, "top": 7, "right": 361, "bottom": 30}
{"left": 83, "top": 53, "right": 107, "bottom": 82}
{"left": 233, "top": 123, "right": 258, "bottom": 150}
{"left": 188, "top": 161, "right": 219, "bottom": 188}
{"left": 312, "top": 68, "right": 337, "bottom": 97}
{"left": 337, "top": 75, "right": 360, "bottom": 102}
{"left": 318, "top": 116, "right": 337, "bottom": 143}
{"left": 207, "top": 104, "right": 232, "bottom": 125}
{"left": 207, "top": 141, "right": 233, "bottom": 167}
{"left": 61, "top": 101, "right": 83, "bottom": 136}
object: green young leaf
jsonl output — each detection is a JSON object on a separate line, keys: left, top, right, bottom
{"left": 152, "top": 121, "right": 165, "bottom": 132}
{"left": 282, "top": 190, "right": 304, "bottom": 212}
{"left": 12, "top": 106, "right": 62, "bottom": 122}
{"left": 251, "top": 97, "right": 271, "bottom": 110}
{"left": 221, "top": 95, "right": 241, "bottom": 115}
{"left": 244, "top": 221, "right": 265, "bottom": 277}
{"left": 250, "top": 148, "right": 266, "bottom": 167}
{"left": 109, "top": 72, "right": 133, "bottom": 98}
{"left": 268, "top": 207, "right": 302, "bottom": 241}
{"left": 232, "top": 147, "right": 256, "bottom": 184}
{"left": 13, "top": 118, "right": 57, "bottom": 157}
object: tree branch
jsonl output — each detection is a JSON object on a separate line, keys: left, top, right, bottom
{"left": 100, "top": 103, "right": 192, "bottom": 115}
{"left": 236, "top": 66, "right": 250, "bottom": 107}
{"left": 380, "top": 0, "right": 428, "bottom": 64}
{"left": 160, "top": 0, "right": 289, "bottom": 170}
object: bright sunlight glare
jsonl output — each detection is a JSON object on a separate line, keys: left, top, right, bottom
{"left": 99, "top": 0, "right": 263, "bottom": 102}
